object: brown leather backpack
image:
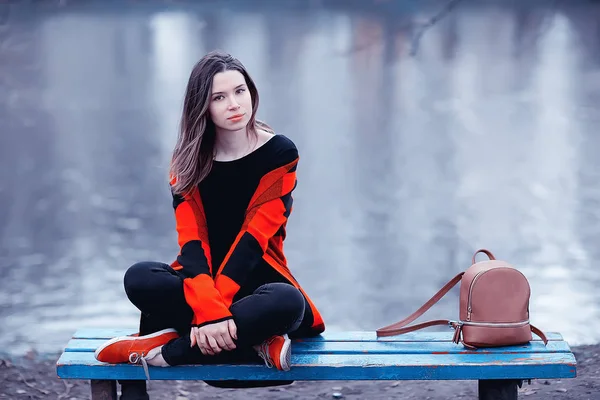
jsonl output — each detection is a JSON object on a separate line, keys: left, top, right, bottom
{"left": 376, "top": 249, "right": 548, "bottom": 349}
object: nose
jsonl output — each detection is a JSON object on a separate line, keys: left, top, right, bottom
{"left": 228, "top": 96, "right": 240, "bottom": 110}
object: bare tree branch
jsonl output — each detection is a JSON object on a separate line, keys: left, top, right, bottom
{"left": 410, "top": 0, "right": 464, "bottom": 56}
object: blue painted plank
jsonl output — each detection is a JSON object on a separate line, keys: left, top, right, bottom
{"left": 72, "top": 329, "right": 563, "bottom": 342}
{"left": 292, "top": 340, "right": 570, "bottom": 354}
{"left": 64, "top": 338, "right": 572, "bottom": 355}
{"left": 297, "top": 331, "right": 562, "bottom": 342}
{"left": 56, "top": 351, "right": 576, "bottom": 381}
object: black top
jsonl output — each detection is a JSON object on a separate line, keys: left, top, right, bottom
{"left": 199, "top": 134, "right": 296, "bottom": 285}
{"left": 171, "top": 133, "right": 318, "bottom": 329}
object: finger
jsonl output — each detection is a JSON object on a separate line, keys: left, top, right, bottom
{"left": 199, "top": 342, "right": 207, "bottom": 356}
{"left": 199, "top": 332, "right": 208, "bottom": 351}
{"left": 228, "top": 320, "right": 238, "bottom": 341}
{"left": 199, "top": 333, "right": 214, "bottom": 355}
{"left": 209, "top": 334, "right": 222, "bottom": 353}
{"left": 190, "top": 329, "right": 196, "bottom": 347}
{"left": 221, "top": 332, "right": 236, "bottom": 350}
{"left": 207, "top": 335, "right": 221, "bottom": 353}
{"left": 215, "top": 334, "right": 229, "bottom": 351}
{"left": 196, "top": 331, "right": 207, "bottom": 348}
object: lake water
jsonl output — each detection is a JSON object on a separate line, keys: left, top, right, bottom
{"left": 1, "top": 0, "right": 600, "bottom": 356}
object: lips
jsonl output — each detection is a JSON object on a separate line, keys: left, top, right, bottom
{"left": 228, "top": 114, "right": 245, "bottom": 120}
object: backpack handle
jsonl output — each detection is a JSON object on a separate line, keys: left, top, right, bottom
{"left": 472, "top": 249, "right": 496, "bottom": 264}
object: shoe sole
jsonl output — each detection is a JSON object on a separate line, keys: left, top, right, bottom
{"left": 94, "top": 328, "right": 178, "bottom": 362}
{"left": 279, "top": 334, "right": 292, "bottom": 371}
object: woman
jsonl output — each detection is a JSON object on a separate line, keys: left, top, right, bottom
{"left": 94, "top": 51, "right": 325, "bottom": 399}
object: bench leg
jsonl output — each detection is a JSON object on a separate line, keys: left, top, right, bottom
{"left": 90, "top": 379, "right": 117, "bottom": 400}
{"left": 478, "top": 379, "right": 520, "bottom": 400}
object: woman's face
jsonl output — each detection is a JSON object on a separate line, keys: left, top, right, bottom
{"left": 208, "top": 70, "right": 253, "bottom": 132}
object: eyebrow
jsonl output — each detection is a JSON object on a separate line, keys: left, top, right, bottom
{"left": 212, "top": 84, "right": 246, "bottom": 96}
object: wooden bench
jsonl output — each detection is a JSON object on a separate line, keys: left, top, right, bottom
{"left": 56, "top": 328, "right": 576, "bottom": 400}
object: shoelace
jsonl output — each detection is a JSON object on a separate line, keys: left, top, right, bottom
{"left": 129, "top": 352, "right": 151, "bottom": 381}
{"left": 257, "top": 339, "right": 275, "bottom": 368}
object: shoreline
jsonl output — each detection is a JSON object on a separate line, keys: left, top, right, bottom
{"left": 1, "top": 344, "right": 598, "bottom": 399}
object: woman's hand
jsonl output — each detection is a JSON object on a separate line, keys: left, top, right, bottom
{"left": 190, "top": 319, "right": 238, "bottom": 355}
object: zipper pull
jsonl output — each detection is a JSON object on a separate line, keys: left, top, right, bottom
{"left": 452, "top": 324, "right": 461, "bottom": 344}
{"left": 467, "top": 307, "right": 472, "bottom": 321}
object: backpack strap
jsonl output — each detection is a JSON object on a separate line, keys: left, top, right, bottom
{"left": 530, "top": 324, "right": 549, "bottom": 345}
{"left": 376, "top": 272, "right": 464, "bottom": 337}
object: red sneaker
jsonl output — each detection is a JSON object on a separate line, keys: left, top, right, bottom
{"left": 94, "top": 328, "right": 179, "bottom": 364}
{"left": 255, "top": 334, "right": 292, "bottom": 371}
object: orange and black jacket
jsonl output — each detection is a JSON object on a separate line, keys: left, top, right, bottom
{"left": 169, "top": 135, "right": 325, "bottom": 335}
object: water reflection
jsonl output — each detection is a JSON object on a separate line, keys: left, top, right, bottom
{"left": 1, "top": 0, "right": 600, "bottom": 355}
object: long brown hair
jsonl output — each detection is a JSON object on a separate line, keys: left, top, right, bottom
{"left": 170, "top": 50, "right": 272, "bottom": 195}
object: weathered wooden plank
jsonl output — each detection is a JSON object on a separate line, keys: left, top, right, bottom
{"left": 57, "top": 351, "right": 576, "bottom": 381}
{"left": 297, "top": 331, "right": 562, "bottom": 342}
{"left": 293, "top": 340, "right": 570, "bottom": 354}
{"left": 72, "top": 329, "right": 563, "bottom": 342}
{"left": 64, "top": 338, "right": 572, "bottom": 355}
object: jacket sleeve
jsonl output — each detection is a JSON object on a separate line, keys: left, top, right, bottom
{"left": 213, "top": 151, "right": 298, "bottom": 308}
{"left": 171, "top": 189, "right": 233, "bottom": 327}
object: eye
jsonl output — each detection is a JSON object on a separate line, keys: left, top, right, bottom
{"left": 212, "top": 95, "right": 224, "bottom": 101}
{"left": 236, "top": 88, "right": 246, "bottom": 94}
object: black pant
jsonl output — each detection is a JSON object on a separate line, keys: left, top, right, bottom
{"left": 123, "top": 261, "right": 311, "bottom": 366}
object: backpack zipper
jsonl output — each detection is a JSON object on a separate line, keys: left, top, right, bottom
{"left": 466, "top": 270, "right": 486, "bottom": 321}
{"left": 459, "top": 320, "right": 530, "bottom": 328}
